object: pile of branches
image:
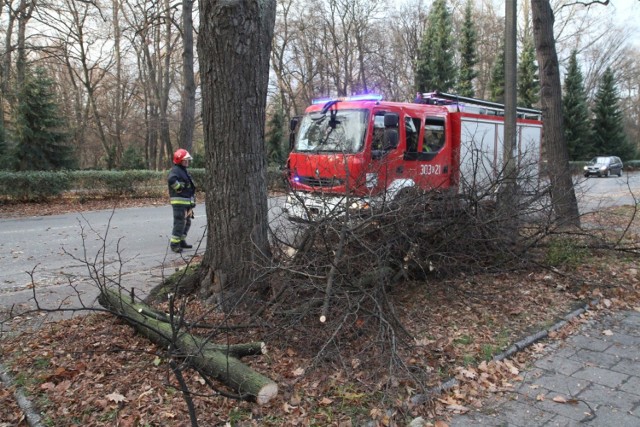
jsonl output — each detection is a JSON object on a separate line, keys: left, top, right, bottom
{"left": 261, "top": 179, "right": 556, "bottom": 384}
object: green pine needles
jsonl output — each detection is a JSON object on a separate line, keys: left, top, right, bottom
{"left": 563, "top": 50, "right": 593, "bottom": 161}
{"left": 415, "top": 0, "right": 456, "bottom": 93}
{"left": 12, "top": 66, "right": 77, "bottom": 171}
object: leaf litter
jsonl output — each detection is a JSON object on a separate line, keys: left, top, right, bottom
{"left": 1, "top": 203, "right": 639, "bottom": 426}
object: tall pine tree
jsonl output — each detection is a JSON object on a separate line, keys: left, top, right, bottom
{"left": 489, "top": 41, "right": 505, "bottom": 103}
{"left": 562, "top": 50, "right": 593, "bottom": 160}
{"left": 517, "top": 37, "right": 539, "bottom": 108}
{"left": 12, "top": 67, "right": 76, "bottom": 171}
{"left": 455, "top": 0, "right": 478, "bottom": 97}
{"left": 266, "top": 95, "right": 286, "bottom": 166}
{"left": 415, "top": 0, "right": 456, "bottom": 93}
{"left": 592, "top": 67, "right": 635, "bottom": 160}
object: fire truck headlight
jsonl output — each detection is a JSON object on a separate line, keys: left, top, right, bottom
{"left": 349, "top": 200, "right": 370, "bottom": 211}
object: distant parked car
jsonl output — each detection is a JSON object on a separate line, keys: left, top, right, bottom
{"left": 583, "top": 156, "right": 623, "bottom": 177}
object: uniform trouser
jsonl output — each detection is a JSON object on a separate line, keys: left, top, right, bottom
{"left": 170, "top": 205, "right": 192, "bottom": 245}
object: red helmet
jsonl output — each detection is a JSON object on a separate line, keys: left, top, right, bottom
{"left": 173, "top": 148, "right": 193, "bottom": 164}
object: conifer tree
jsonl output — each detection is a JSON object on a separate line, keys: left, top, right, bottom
{"left": 415, "top": 0, "right": 456, "bottom": 93}
{"left": 489, "top": 41, "right": 505, "bottom": 103}
{"left": 562, "top": 50, "right": 593, "bottom": 160}
{"left": 266, "top": 95, "right": 286, "bottom": 166}
{"left": 455, "top": 0, "right": 478, "bottom": 97}
{"left": 12, "top": 66, "right": 76, "bottom": 171}
{"left": 592, "top": 67, "right": 635, "bottom": 160}
{"left": 517, "top": 38, "right": 539, "bottom": 108}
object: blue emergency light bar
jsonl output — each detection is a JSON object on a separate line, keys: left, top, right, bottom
{"left": 311, "top": 94, "right": 383, "bottom": 104}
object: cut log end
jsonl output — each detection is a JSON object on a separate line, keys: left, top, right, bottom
{"left": 256, "top": 382, "right": 278, "bottom": 405}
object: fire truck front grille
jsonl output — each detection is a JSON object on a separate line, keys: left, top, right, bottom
{"left": 298, "top": 176, "right": 344, "bottom": 188}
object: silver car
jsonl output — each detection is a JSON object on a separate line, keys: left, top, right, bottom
{"left": 583, "top": 156, "right": 623, "bottom": 178}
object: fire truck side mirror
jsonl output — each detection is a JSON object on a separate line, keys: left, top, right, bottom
{"left": 289, "top": 116, "right": 300, "bottom": 150}
{"left": 290, "top": 117, "right": 300, "bottom": 131}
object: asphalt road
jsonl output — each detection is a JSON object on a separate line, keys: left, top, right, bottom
{"left": 1, "top": 174, "right": 638, "bottom": 312}
{"left": 574, "top": 171, "right": 640, "bottom": 210}
{"left": 0, "top": 196, "right": 290, "bottom": 312}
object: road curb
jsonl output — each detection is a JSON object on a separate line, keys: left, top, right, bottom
{"left": 0, "top": 362, "right": 44, "bottom": 427}
{"left": 410, "top": 299, "right": 598, "bottom": 406}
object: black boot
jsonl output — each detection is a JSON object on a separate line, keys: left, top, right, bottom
{"left": 180, "top": 240, "right": 193, "bottom": 249}
{"left": 170, "top": 243, "right": 183, "bottom": 253}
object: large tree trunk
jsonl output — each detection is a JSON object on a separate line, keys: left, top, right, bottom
{"left": 198, "top": 0, "right": 276, "bottom": 304}
{"left": 98, "top": 288, "right": 278, "bottom": 404}
{"left": 531, "top": 0, "right": 580, "bottom": 227}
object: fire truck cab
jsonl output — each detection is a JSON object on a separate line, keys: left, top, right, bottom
{"left": 285, "top": 92, "right": 542, "bottom": 221}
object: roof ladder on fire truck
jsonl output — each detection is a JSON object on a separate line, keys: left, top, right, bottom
{"left": 417, "top": 91, "right": 542, "bottom": 121}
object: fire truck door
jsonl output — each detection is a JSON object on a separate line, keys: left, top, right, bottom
{"left": 370, "top": 111, "right": 402, "bottom": 193}
{"left": 399, "top": 116, "right": 422, "bottom": 184}
{"left": 414, "top": 117, "right": 449, "bottom": 190}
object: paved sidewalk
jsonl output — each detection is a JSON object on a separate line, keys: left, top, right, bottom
{"left": 449, "top": 310, "right": 640, "bottom": 426}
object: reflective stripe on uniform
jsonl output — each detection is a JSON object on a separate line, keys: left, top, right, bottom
{"left": 170, "top": 197, "right": 192, "bottom": 205}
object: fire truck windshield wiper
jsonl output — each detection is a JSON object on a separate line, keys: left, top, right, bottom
{"left": 320, "top": 99, "right": 340, "bottom": 114}
{"left": 310, "top": 100, "right": 340, "bottom": 122}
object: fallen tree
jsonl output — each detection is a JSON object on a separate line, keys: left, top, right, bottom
{"left": 98, "top": 288, "right": 278, "bottom": 404}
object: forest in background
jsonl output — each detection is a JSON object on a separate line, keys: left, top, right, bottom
{"left": 0, "top": 0, "right": 637, "bottom": 170}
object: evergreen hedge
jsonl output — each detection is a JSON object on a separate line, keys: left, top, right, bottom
{"left": 0, "top": 167, "right": 287, "bottom": 202}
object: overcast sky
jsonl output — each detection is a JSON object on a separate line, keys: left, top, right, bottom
{"left": 599, "top": 0, "right": 639, "bottom": 46}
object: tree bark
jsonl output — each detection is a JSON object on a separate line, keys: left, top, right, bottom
{"left": 98, "top": 288, "right": 278, "bottom": 404}
{"left": 198, "top": 0, "right": 276, "bottom": 302}
{"left": 531, "top": 0, "right": 580, "bottom": 228}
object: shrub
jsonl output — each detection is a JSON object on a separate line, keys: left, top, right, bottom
{"left": 73, "top": 170, "right": 167, "bottom": 197}
{"left": 0, "top": 170, "right": 72, "bottom": 201}
{"left": 0, "top": 167, "right": 285, "bottom": 202}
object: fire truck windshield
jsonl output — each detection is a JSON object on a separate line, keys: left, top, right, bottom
{"left": 295, "top": 109, "right": 368, "bottom": 153}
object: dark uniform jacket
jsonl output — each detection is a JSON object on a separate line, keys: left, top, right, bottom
{"left": 167, "top": 164, "right": 196, "bottom": 206}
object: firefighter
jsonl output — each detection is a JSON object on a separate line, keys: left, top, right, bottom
{"left": 167, "top": 148, "right": 196, "bottom": 253}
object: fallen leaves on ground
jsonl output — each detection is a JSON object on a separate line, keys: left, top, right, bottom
{"left": 0, "top": 203, "right": 639, "bottom": 426}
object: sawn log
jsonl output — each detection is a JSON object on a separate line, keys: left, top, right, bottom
{"left": 98, "top": 288, "right": 278, "bottom": 404}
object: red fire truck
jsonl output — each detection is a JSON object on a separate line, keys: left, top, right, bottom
{"left": 285, "top": 92, "right": 543, "bottom": 221}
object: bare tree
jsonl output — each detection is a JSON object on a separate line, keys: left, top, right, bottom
{"left": 14, "top": 0, "right": 37, "bottom": 89}
{"left": 122, "top": 0, "right": 179, "bottom": 168}
{"left": 271, "top": 0, "right": 300, "bottom": 116}
{"left": 178, "top": 0, "right": 195, "bottom": 153}
{"left": 37, "top": 0, "right": 117, "bottom": 167}
{"left": 472, "top": 2, "right": 504, "bottom": 99}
